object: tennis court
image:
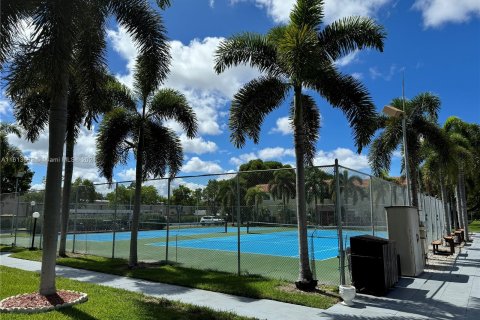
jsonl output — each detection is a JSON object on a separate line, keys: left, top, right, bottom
{"left": 67, "top": 223, "right": 386, "bottom": 261}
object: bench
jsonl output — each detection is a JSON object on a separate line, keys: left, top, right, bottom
{"left": 443, "top": 236, "right": 455, "bottom": 255}
{"left": 432, "top": 240, "right": 442, "bottom": 254}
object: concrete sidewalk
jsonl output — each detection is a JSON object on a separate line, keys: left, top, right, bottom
{"left": 1, "top": 234, "right": 479, "bottom": 319}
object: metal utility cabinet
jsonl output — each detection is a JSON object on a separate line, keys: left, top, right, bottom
{"left": 386, "top": 206, "right": 424, "bottom": 277}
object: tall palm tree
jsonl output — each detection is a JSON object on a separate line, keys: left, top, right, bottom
{"left": 444, "top": 117, "right": 476, "bottom": 241}
{"left": 1, "top": 0, "right": 169, "bottom": 295}
{"left": 421, "top": 122, "right": 473, "bottom": 236}
{"left": 369, "top": 93, "right": 444, "bottom": 209}
{"left": 218, "top": 179, "right": 239, "bottom": 222}
{"left": 214, "top": 0, "right": 385, "bottom": 287}
{"left": 245, "top": 186, "right": 268, "bottom": 222}
{"left": 268, "top": 169, "right": 296, "bottom": 224}
{"left": 97, "top": 79, "right": 197, "bottom": 267}
{"left": 6, "top": 61, "right": 120, "bottom": 256}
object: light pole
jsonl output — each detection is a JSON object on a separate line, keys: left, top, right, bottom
{"left": 30, "top": 211, "right": 40, "bottom": 250}
{"left": 12, "top": 171, "right": 25, "bottom": 246}
{"left": 382, "top": 105, "right": 411, "bottom": 206}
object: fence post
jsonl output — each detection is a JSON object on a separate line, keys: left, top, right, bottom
{"left": 13, "top": 190, "right": 20, "bottom": 246}
{"left": 236, "top": 174, "right": 241, "bottom": 276}
{"left": 72, "top": 186, "right": 79, "bottom": 253}
{"left": 112, "top": 182, "right": 118, "bottom": 259}
{"left": 335, "top": 159, "right": 345, "bottom": 285}
{"left": 369, "top": 177, "right": 375, "bottom": 236}
{"left": 165, "top": 178, "right": 171, "bottom": 263}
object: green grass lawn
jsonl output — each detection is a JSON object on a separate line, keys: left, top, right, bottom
{"left": 0, "top": 266, "right": 253, "bottom": 320}
{"left": 469, "top": 220, "right": 480, "bottom": 233}
{"left": 3, "top": 246, "right": 339, "bottom": 309}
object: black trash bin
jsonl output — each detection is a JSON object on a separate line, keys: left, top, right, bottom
{"left": 350, "top": 235, "right": 398, "bottom": 296}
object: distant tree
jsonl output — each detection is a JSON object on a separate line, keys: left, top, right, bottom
{"left": 268, "top": 169, "right": 296, "bottom": 223}
{"left": 239, "top": 159, "right": 284, "bottom": 188}
{"left": 203, "top": 180, "right": 220, "bottom": 214}
{"left": 305, "top": 167, "right": 331, "bottom": 223}
{"left": 0, "top": 123, "right": 33, "bottom": 193}
{"left": 172, "top": 185, "right": 194, "bottom": 205}
{"left": 71, "top": 178, "right": 97, "bottom": 203}
{"left": 245, "top": 186, "right": 268, "bottom": 222}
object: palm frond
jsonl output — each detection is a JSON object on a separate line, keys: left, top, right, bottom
{"left": 96, "top": 108, "right": 136, "bottom": 182}
{"left": 318, "top": 16, "right": 385, "bottom": 61}
{"left": 72, "top": 1, "right": 109, "bottom": 128}
{"left": 103, "top": 76, "right": 137, "bottom": 112}
{"left": 142, "top": 121, "right": 183, "bottom": 179}
{"left": 109, "top": 0, "right": 170, "bottom": 95}
{"left": 214, "top": 33, "right": 282, "bottom": 76}
{"left": 229, "top": 76, "right": 289, "bottom": 148}
{"left": 0, "top": 0, "right": 37, "bottom": 66}
{"left": 0, "top": 122, "right": 21, "bottom": 138}
{"left": 368, "top": 123, "right": 402, "bottom": 176}
{"left": 156, "top": 0, "right": 172, "bottom": 9}
{"left": 290, "top": 0, "right": 324, "bottom": 31}
{"left": 290, "top": 94, "right": 320, "bottom": 165}
{"left": 149, "top": 88, "right": 198, "bottom": 138}
{"left": 305, "top": 65, "right": 376, "bottom": 152}
{"left": 11, "top": 88, "right": 50, "bottom": 142}
{"left": 410, "top": 92, "right": 440, "bottom": 122}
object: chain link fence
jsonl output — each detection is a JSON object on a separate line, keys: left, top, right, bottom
{"left": 0, "top": 161, "right": 451, "bottom": 285}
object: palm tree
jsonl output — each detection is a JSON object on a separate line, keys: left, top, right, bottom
{"left": 97, "top": 79, "right": 197, "bottom": 267}
{"left": 245, "top": 186, "right": 268, "bottom": 222}
{"left": 214, "top": 0, "right": 385, "bottom": 287}
{"left": 1, "top": 0, "right": 170, "bottom": 295}
{"left": 421, "top": 122, "right": 473, "bottom": 236}
{"left": 6, "top": 63, "right": 121, "bottom": 256}
{"left": 268, "top": 169, "right": 296, "bottom": 224}
{"left": 218, "top": 179, "right": 238, "bottom": 223}
{"left": 305, "top": 167, "right": 332, "bottom": 224}
{"left": 444, "top": 117, "right": 476, "bottom": 241}
{"left": 369, "top": 93, "right": 444, "bottom": 209}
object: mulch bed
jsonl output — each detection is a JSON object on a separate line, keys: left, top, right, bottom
{"left": 0, "top": 290, "right": 88, "bottom": 313}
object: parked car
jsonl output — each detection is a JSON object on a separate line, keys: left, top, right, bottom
{"left": 200, "top": 216, "right": 225, "bottom": 225}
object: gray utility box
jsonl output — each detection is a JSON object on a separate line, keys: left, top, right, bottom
{"left": 386, "top": 206, "right": 425, "bottom": 277}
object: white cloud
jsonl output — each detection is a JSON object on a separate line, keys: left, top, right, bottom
{"left": 368, "top": 64, "right": 402, "bottom": 81}
{"left": 313, "top": 147, "right": 369, "bottom": 170}
{"left": 413, "top": 0, "right": 480, "bottom": 27}
{"left": 229, "top": 147, "right": 295, "bottom": 166}
{"left": 0, "top": 99, "right": 10, "bottom": 115}
{"left": 182, "top": 157, "right": 223, "bottom": 174}
{"left": 351, "top": 72, "right": 363, "bottom": 80}
{"left": 269, "top": 116, "right": 292, "bottom": 135}
{"left": 258, "top": 147, "right": 295, "bottom": 159}
{"left": 106, "top": 29, "right": 259, "bottom": 137}
{"left": 232, "top": 0, "right": 392, "bottom": 24}
{"left": 229, "top": 152, "right": 258, "bottom": 166}
{"left": 334, "top": 51, "right": 359, "bottom": 67}
{"left": 180, "top": 134, "right": 218, "bottom": 154}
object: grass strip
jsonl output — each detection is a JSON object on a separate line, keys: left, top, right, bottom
{"left": 4, "top": 246, "right": 338, "bottom": 309}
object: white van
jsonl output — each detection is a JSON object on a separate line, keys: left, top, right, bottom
{"left": 200, "top": 216, "right": 224, "bottom": 225}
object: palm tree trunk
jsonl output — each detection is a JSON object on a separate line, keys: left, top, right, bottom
{"left": 459, "top": 168, "right": 469, "bottom": 241}
{"left": 410, "top": 166, "right": 419, "bottom": 208}
{"left": 292, "top": 86, "right": 313, "bottom": 285}
{"left": 129, "top": 100, "right": 146, "bottom": 267}
{"left": 455, "top": 184, "right": 464, "bottom": 232}
{"left": 439, "top": 175, "right": 451, "bottom": 236}
{"left": 450, "top": 188, "right": 460, "bottom": 229}
{"left": 39, "top": 72, "right": 70, "bottom": 296}
{"left": 59, "top": 128, "right": 75, "bottom": 256}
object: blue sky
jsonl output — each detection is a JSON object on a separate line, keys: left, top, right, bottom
{"left": 1, "top": 0, "right": 479, "bottom": 192}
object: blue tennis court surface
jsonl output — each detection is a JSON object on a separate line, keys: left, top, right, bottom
{"left": 149, "top": 228, "right": 387, "bottom": 260}
{"left": 67, "top": 226, "right": 387, "bottom": 260}
{"left": 66, "top": 225, "right": 230, "bottom": 242}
